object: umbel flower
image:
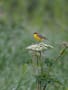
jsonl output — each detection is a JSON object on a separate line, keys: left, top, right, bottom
{"left": 26, "top": 42, "right": 53, "bottom": 52}
{"left": 26, "top": 42, "right": 53, "bottom": 57}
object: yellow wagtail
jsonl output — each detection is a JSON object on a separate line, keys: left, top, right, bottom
{"left": 33, "top": 32, "right": 47, "bottom": 41}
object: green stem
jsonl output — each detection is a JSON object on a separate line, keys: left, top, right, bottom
{"left": 37, "top": 80, "right": 41, "bottom": 90}
{"left": 15, "top": 77, "right": 23, "bottom": 90}
{"left": 37, "top": 55, "right": 39, "bottom": 66}
{"left": 39, "top": 51, "right": 43, "bottom": 74}
{"left": 55, "top": 47, "right": 67, "bottom": 61}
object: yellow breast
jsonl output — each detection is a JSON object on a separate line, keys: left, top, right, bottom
{"left": 34, "top": 34, "right": 42, "bottom": 41}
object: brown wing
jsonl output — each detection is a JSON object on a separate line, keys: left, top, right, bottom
{"left": 37, "top": 34, "right": 47, "bottom": 39}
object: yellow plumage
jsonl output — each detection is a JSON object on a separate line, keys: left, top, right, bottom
{"left": 34, "top": 34, "right": 43, "bottom": 41}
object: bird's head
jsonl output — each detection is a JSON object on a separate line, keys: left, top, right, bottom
{"left": 33, "top": 32, "right": 38, "bottom": 35}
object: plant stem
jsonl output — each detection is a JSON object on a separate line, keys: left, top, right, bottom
{"left": 15, "top": 77, "right": 23, "bottom": 90}
{"left": 55, "top": 47, "right": 67, "bottom": 61}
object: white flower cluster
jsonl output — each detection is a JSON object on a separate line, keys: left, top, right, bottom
{"left": 26, "top": 42, "right": 53, "bottom": 51}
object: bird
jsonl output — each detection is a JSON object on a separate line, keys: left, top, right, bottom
{"left": 33, "top": 32, "right": 47, "bottom": 42}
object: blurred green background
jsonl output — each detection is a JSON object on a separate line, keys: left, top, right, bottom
{"left": 0, "top": 0, "right": 68, "bottom": 90}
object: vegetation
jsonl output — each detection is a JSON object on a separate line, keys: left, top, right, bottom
{"left": 0, "top": 0, "right": 68, "bottom": 90}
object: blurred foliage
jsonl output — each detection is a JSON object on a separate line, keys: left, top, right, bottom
{"left": 0, "top": 0, "right": 68, "bottom": 27}
{"left": 0, "top": 0, "right": 68, "bottom": 90}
